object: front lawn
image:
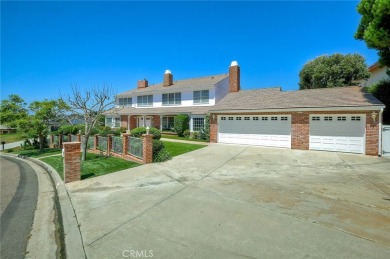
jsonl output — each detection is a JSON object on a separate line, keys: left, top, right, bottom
{"left": 162, "top": 141, "right": 206, "bottom": 157}
{"left": 161, "top": 134, "right": 208, "bottom": 142}
{"left": 0, "top": 132, "right": 24, "bottom": 143}
{"left": 41, "top": 152, "right": 140, "bottom": 180}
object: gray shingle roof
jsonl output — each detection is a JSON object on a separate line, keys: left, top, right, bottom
{"left": 105, "top": 105, "right": 212, "bottom": 116}
{"left": 210, "top": 86, "right": 384, "bottom": 111}
{"left": 117, "top": 74, "right": 228, "bottom": 97}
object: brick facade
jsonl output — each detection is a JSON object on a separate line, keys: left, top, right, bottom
{"left": 210, "top": 110, "right": 381, "bottom": 156}
{"left": 63, "top": 142, "right": 81, "bottom": 183}
{"left": 121, "top": 115, "right": 128, "bottom": 129}
{"left": 152, "top": 115, "right": 161, "bottom": 130}
{"left": 142, "top": 134, "right": 153, "bottom": 164}
{"left": 130, "top": 115, "right": 137, "bottom": 130}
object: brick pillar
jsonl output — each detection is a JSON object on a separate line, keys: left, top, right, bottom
{"left": 142, "top": 134, "right": 153, "bottom": 164}
{"left": 77, "top": 134, "right": 81, "bottom": 142}
{"left": 365, "top": 111, "right": 379, "bottom": 156}
{"left": 210, "top": 113, "right": 218, "bottom": 143}
{"left": 94, "top": 134, "right": 99, "bottom": 151}
{"left": 122, "top": 133, "right": 130, "bottom": 157}
{"left": 63, "top": 142, "right": 81, "bottom": 183}
{"left": 59, "top": 134, "right": 63, "bottom": 148}
{"left": 107, "top": 134, "right": 113, "bottom": 156}
{"left": 291, "top": 112, "right": 309, "bottom": 150}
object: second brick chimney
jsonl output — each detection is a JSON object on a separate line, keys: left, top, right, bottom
{"left": 138, "top": 79, "right": 148, "bottom": 89}
{"left": 163, "top": 70, "right": 173, "bottom": 87}
{"left": 229, "top": 61, "right": 240, "bottom": 93}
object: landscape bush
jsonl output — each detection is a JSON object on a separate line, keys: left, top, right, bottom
{"left": 130, "top": 127, "right": 161, "bottom": 140}
{"left": 152, "top": 139, "right": 171, "bottom": 162}
{"left": 174, "top": 114, "right": 189, "bottom": 137}
{"left": 183, "top": 129, "right": 190, "bottom": 138}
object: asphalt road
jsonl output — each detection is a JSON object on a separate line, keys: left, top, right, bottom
{"left": 0, "top": 156, "right": 38, "bottom": 259}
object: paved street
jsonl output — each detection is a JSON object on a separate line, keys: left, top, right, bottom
{"left": 0, "top": 156, "right": 38, "bottom": 259}
{"left": 67, "top": 144, "right": 390, "bottom": 258}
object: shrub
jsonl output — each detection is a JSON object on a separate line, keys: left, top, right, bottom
{"left": 6, "top": 149, "right": 13, "bottom": 153}
{"left": 58, "top": 125, "right": 79, "bottom": 135}
{"left": 154, "top": 149, "right": 171, "bottom": 162}
{"left": 174, "top": 114, "right": 189, "bottom": 137}
{"left": 130, "top": 127, "right": 161, "bottom": 140}
{"left": 203, "top": 113, "right": 210, "bottom": 141}
{"left": 183, "top": 129, "right": 190, "bottom": 138}
{"left": 98, "top": 126, "right": 113, "bottom": 137}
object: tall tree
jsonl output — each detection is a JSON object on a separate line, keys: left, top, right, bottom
{"left": 18, "top": 100, "right": 64, "bottom": 152}
{"left": 299, "top": 53, "right": 370, "bottom": 90}
{"left": 62, "top": 85, "right": 115, "bottom": 161}
{"left": 0, "top": 94, "right": 28, "bottom": 128}
{"left": 355, "top": 0, "right": 390, "bottom": 67}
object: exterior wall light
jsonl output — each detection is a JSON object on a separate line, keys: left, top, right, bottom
{"left": 371, "top": 112, "right": 377, "bottom": 123}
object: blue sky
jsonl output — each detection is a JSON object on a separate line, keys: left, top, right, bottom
{"left": 1, "top": 1, "right": 378, "bottom": 104}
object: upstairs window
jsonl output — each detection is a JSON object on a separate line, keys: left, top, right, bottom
{"left": 137, "top": 95, "right": 153, "bottom": 107}
{"left": 162, "top": 93, "right": 181, "bottom": 105}
{"left": 193, "top": 90, "right": 209, "bottom": 104}
{"left": 118, "top": 97, "right": 132, "bottom": 106}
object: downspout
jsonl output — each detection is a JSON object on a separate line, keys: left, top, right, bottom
{"left": 378, "top": 108, "right": 384, "bottom": 156}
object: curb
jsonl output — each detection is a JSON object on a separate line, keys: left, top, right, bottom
{"left": 1, "top": 153, "right": 86, "bottom": 259}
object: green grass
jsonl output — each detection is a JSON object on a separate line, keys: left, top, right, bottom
{"left": 41, "top": 152, "right": 140, "bottom": 180}
{"left": 162, "top": 141, "right": 206, "bottom": 157}
{"left": 0, "top": 132, "right": 24, "bottom": 143}
{"left": 6, "top": 148, "right": 62, "bottom": 158}
{"left": 161, "top": 134, "right": 208, "bottom": 142}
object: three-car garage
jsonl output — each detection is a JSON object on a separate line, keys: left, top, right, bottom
{"left": 217, "top": 114, "right": 366, "bottom": 154}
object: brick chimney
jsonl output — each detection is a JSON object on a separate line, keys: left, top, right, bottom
{"left": 163, "top": 70, "right": 173, "bottom": 87}
{"left": 138, "top": 79, "right": 148, "bottom": 89}
{"left": 229, "top": 61, "right": 240, "bottom": 93}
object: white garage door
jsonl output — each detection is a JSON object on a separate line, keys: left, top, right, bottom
{"left": 218, "top": 115, "right": 291, "bottom": 148}
{"left": 309, "top": 115, "right": 365, "bottom": 154}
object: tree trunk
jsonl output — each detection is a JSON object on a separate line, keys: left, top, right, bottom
{"left": 39, "top": 135, "right": 44, "bottom": 152}
{"left": 81, "top": 135, "right": 88, "bottom": 161}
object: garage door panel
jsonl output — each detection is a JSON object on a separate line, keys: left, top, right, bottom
{"left": 218, "top": 115, "right": 291, "bottom": 148}
{"left": 309, "top": 115, "right": 365, "bottom": 154}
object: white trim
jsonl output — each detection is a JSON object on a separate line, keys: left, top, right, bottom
{"left": 379, "top": 108, "right": 384, "bottom": 156}
{"left": 211, "top": 106, "right": 385, "bottom": 113}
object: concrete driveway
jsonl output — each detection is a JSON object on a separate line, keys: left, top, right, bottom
{"left": 67, "top": 144, "right": 390, "bottom": 258}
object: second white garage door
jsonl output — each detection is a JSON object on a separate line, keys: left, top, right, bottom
{"left": 309, "top": 115, "right": 365, "bottom": 154}
{"left": 218, "top": 115, "right": 291, "bottom": 148}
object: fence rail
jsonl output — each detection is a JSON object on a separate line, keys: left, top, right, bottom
{"left": 128, "top": 136, "right": 143, "bottom": 158}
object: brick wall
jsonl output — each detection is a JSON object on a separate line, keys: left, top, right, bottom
{"left": 210, "top": 110, "right": 380, "bottom": 156}
{"left": 63, "top": 142, "right": 81, "bottom": 183}
{"left": 152, "top": 115, "right": 161, "bottom": 130}
{"left": 121, "top": 115, "right": 128, "bottom": 129}
{"left": 130, "top": 115, "right": 137, "bottom": 130}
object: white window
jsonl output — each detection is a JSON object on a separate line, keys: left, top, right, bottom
{"left": 253, "top": 117, "right": 259, "bottom": 121}
{"left": 118, "top": 97, "right": 132, "bottom": 106}
{"left": 236, "top": 117, "right": 242, "bottom": 120}
{"left": 337, "top": 116, "right": 346, "bottom": 121}
{"left": 193, "top": 118, "right": 205, "bottom": 131}
{"left": 137, "top": 95, "right": 153, "bottom": 106}
{"left": 193, "top": 90, "right": 209, "bottom": 104}
{"left": 262, "top": 117, "right": 268, "bottom": 121}
{"left": 281, "top": 116, "right": 288, "bottom": 121}
{"left": 312, "top": 117, "right": 320, "bottom": 121}
{"left": 105, "top": 117, "right": 113, "bottom": 127}
{"left": 244, "top": 117, "right": 250, "bottom": 120}
{"left": 162, "top": 93, "right": 181, "bottom": 105}
{"left": 324, "top": 116, "right": 333, "bottom": 121}
{"left": 351, "top": 116, "right": 361, "bottom": 121}
{"left": 162, "top": 116, "right": 175, "bottom": 130}
{"left": 221, "top": 117, "right": 226, "bottom": 120}
{"left": 115, "top": 117, "right": 121, "bottom": 128}
{"left": 271, "top": 117, "right": 278, "bottom": 121}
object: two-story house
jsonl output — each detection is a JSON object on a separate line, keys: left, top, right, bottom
{"left": 105, "top": 61, "right": 240, "bottom": 133}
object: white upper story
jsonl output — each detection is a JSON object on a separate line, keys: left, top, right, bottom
{"left": 114, "top": 73, "right": 229, "bottom": 110}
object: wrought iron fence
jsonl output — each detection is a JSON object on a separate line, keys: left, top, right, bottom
{"left": 62, "top": 135, "right": 69, "bottom": 142}
{"left": 111, "top": 136, "right": 123, "bottom": 154}
{"left": 98, "top": 136, "right": 107, "bottom": 151}
{"left": 71, "top": 134, "right": 78, "bottom": 142}
{"left": 83, "top": 136, "right": 94, "bottom": 150}
{"left": 128, "top": 136, "right": 143, "bottom": 158}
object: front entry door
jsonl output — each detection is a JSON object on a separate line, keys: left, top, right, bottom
{"left": 137, "top": 116, "right": 152, "bottom": 127}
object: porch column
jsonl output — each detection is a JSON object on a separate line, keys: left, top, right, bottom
{"left": 143, "top": 115, "right": 146, "bottom": 127}
{"left": 160, "top": 115, "right": 163, "bottom": 131}
{"left": 127, "top": 115, "right": 130, "bottom": 130}
{"left": 189, "top": 116, "right": 193, "bottom": 132}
